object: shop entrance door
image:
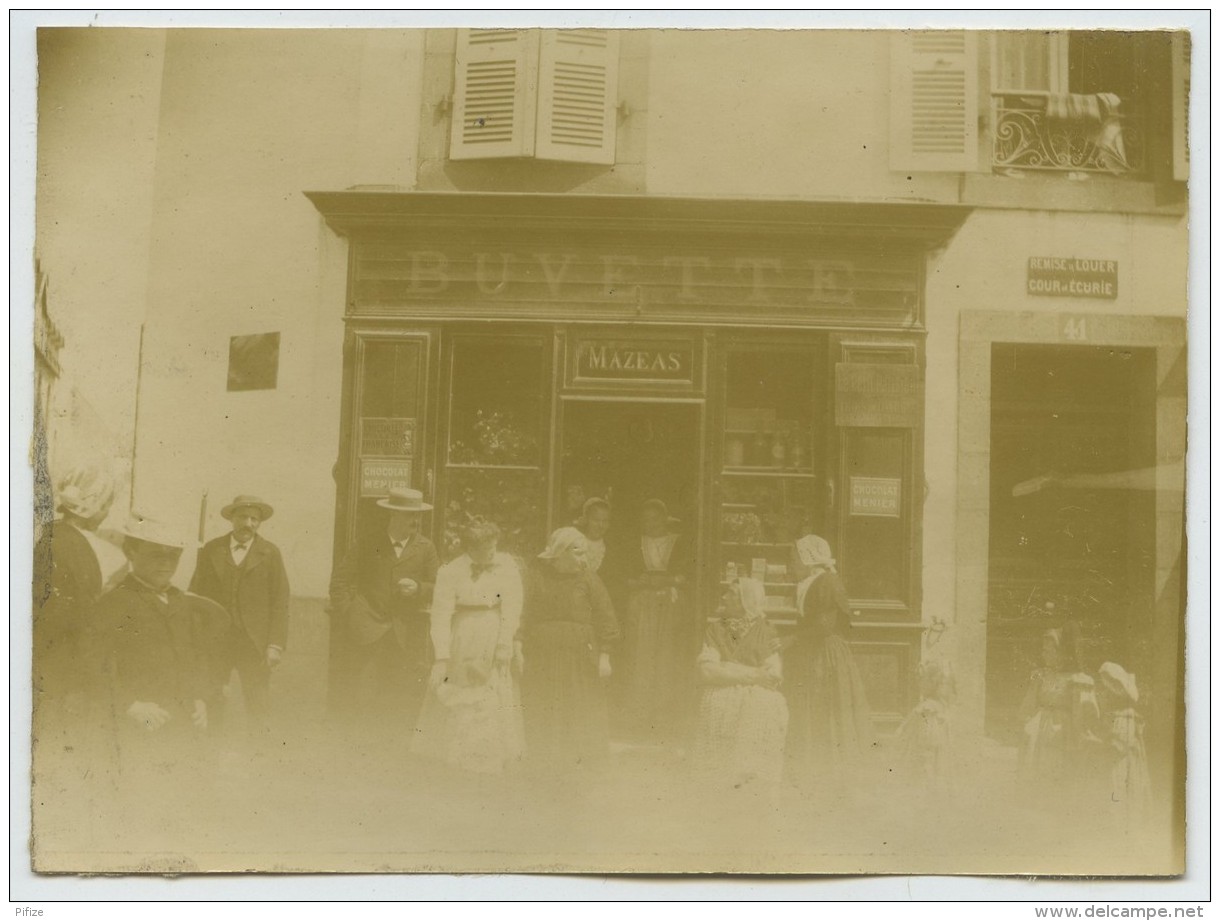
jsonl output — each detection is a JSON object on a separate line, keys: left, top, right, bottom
{"left": 556, "top": 399, "right": 702, "bottom": 560}
{"left": 984, "top": 343, "right": 1157, "bottom": 740}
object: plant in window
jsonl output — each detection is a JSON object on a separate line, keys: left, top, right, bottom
{"left": 449, "top": 410, "right": 539, "bottom": 466}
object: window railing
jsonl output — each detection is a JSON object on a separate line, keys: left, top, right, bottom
{"left": 991, "top": 90, "right": 1145, "bottom": 176}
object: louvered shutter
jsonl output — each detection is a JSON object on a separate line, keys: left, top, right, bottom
{"left": 890, "top": 31, "right": 979, "bottom": 172}
{"left": 449, "top": 28, "right": 539, "bottom": 160}
{"left": 534, "top": 29, "right": 619, "bottom": 165}
{"left": 1171, "top": 31, "right": 1190, "bottom": 182}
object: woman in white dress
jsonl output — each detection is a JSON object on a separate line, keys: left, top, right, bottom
{"left": 411, "top": 521, "right": 525, "bottom": 774}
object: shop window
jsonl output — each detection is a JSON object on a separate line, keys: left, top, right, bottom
{"left": 442, "top": 336, "right": 549, "bottom": 559}
{"left": 715, "top": 347, "right": 825, "bottom": 624}
{"left": 839, "top": 429, "right": 909, "bottom": 602}
{"left": 227, "top": 332, "right": 280, "bottom": 392}
{"left": 449, "top": 28, "right": 619, "bottom": 165}
{"left": 351, "top": 337, "right": 427, "bottom": 543}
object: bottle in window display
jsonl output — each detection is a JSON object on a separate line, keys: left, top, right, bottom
{"left": 751, "top": 429, "right": 770, "bottom": 467}
{"left": 790, "top": 436, "right": 807, "bottom": 472}
{"left": 770, "top": 434, "right": 787, "bottom": 468}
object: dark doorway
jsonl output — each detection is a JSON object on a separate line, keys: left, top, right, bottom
{"left": 985, "top": 343, "right": 1157, "bottom": 741}
{"left": 558, "top": 399, "right": 701, "bottom": 564}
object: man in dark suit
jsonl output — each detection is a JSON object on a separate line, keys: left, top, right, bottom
{"left": 88, "top": 514, "right": 230, "bottom": 777}
{"left": 189, "top": 495, "right": 290, "bottom": 734}
{"left": 328, "top": 487, "right": 439, "bottom": 733}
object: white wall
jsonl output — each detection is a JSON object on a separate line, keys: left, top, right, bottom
{"left": 35, "top": 28, "right": 166, "bottom": 511}
{"left": 133, "top": 30, "right": 426, "bottom": 595}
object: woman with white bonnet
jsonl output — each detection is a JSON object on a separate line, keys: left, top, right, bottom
{"left": 692, "top": 577, "right": 788, "bottom": 789}
{"left": 33, "top": 460, "right": 125, "bottom": 714}
{"left": 1095, "top": 660, "right": 1152, "bottom": 831}
{"left": 521, "top": 526, "right": 620, "bottom": 769}
{"left": 784, "top": 533, "right": 872, "bottom": 788}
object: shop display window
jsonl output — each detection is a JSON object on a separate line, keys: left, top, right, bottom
{"left": 716, "top": 348, "right": 824, "bottom": 623}
{"left": 442, "top": 336, "right": 550, "bottom": 558}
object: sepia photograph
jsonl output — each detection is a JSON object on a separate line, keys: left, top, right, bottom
{"left": 14, "top": 9, "right": 1205, "bottom": 895}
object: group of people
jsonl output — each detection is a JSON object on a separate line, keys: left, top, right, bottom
{"left": 1016, "top": 622, "right": 1153, "bottom": 831}
{"left": 33, "top": 465, "right": 290, "bottom": 788}
{"left": 323, "top": 487, "right": 875, "bottom": 790}
{"left": 32, "top": 463, "right": 877, "bottom": 798}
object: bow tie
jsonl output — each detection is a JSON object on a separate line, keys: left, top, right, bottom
{"left": 234, "top": 542, "right": 250, "bottom": 553}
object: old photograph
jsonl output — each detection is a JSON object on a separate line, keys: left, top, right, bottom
{"left": 23, "top": 16, "right": 1195, "bottom": 880}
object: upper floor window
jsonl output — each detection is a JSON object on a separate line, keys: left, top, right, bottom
{"left": 991, "top": 32, "right": 1163, "bottom": 177}
{"left": 449, "top": 28, "right": 620, "bottom": 166}
{"left": 889, "top": 29, "right": 1189, "bottom": 182}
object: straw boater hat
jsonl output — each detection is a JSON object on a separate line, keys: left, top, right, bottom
{"left": 121, "top": 513, "right": 196, "bottom": 549}
{"left": 221, "top": 495, "right": 275, "bottom": 521}
{"left": 376, "top": 486, "right": 433, "bottom": 513}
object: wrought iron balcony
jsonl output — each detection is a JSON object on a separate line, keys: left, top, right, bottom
{"left": 991, "top": 91, "right": 1144, "bottom": 177}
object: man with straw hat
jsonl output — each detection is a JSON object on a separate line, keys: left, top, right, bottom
{"left": 87, "top": 512, "right": 230, "bottom": 777}
{"left": 328, "top": 487, "right": 440, "bottom": 734}
{"left": 189, "top": 495, "right": 290, "bottom": 736}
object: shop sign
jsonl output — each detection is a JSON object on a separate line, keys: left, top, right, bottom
{"left": 1027, "top": 257, "right": 1118, "bottom": 300}
{"left": 574, "top": 340, "right": 694, "bottom": 383}
{"left": 360, "top": 417, "right": 416, "bottom": 457}
{"left": 834, "top": 363, "right": 921, "bottom": 428}
{"left": 359, "top": 458, "right": 413, "bottom": 498}
{"left": 849, "top": 476, "right": 901, "bottom": 517}
{"left": 354, "top": 244, "right": 920, "bottom": 316}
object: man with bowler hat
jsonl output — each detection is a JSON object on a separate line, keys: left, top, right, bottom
{"left": 189, "top": 495, "right": 290, "bottom": 734}
{"left": 328, "top": 487, "right": 440, "bottom": 733}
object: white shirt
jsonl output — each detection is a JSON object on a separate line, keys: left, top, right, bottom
{"left": 230, "top": 534, "right": 252, "bottom": 566}
{"left": 585, "top": 537, "right": 606, "bottom": 573}
{"left": 429, "top": 552, "right": 523, "bottom": 661}
{"left": 641, "top": 533, "right": 678, "bottom": 572}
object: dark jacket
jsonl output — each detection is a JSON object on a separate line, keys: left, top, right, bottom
{"left": 32, "top": 520, "right": 105, "bottom": 699}
{"left": 329, "top": 533, "right": 440, "bottom": 652}
{"left": 189, "top": 533, "right": 291, "bottom": 651}
{"left": 89, "top": 575, "right": 231, "bottom": 721}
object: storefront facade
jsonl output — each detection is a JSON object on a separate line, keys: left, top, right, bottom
{"left": 310, "top": 191, "right": 970, "bottom": 728}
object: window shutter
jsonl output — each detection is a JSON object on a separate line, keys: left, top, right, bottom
{"left": 449, "top": 29, "right": 539, "bottom": 160}
{"left": 534, "top": 29, "right": 619, "bottom": 165}
{"left": 890, "top": 31, "right": 979, "bottom": 172}
{"left": 1171, "top": 31, "right": 1190, "bottom": 182}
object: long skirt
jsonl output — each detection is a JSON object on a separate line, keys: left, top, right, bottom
{"left": 785, "top": 634, "right": 873, "bottom": 785}
{"left": 411, "top": 609, "right": 525, "bottom": 774}
{"left": 691, "top": 684, "right": 789, "bottom": 785}
{"left": 623, "top": 586, "right": 691, "bottom": 733}
{"left": 522, "top": 621, "right": 608, "bottom": 768}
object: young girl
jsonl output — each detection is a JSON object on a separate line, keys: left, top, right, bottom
{"left": 895, "top": 658, "right": 956, "bottom": 798}
{"left": 1017, "top": 622, "right": 1099, "bottom": 804}
{"left": 1094, "top": 661, "right": 1152, "bottom": 833}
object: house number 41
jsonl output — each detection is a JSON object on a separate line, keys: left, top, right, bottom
{"left": 1062, "top": 316, "right": 1089, "bottom": 341}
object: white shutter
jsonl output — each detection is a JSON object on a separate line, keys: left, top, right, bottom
{"left": 1171, "top": 31, "right": 1190, "bottom": 182}
{"left": 534, "top": 29, "right": 619, "bottom": 165}
{"left": 890, "top": 30, "right": 979, "bottom": 172}
{"left": 449, "top": 28, "right": 539, "bottom": 160}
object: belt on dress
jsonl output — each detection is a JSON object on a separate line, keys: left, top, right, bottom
{"left": 455, "top": 603, "right": 499, "bottom": 611}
